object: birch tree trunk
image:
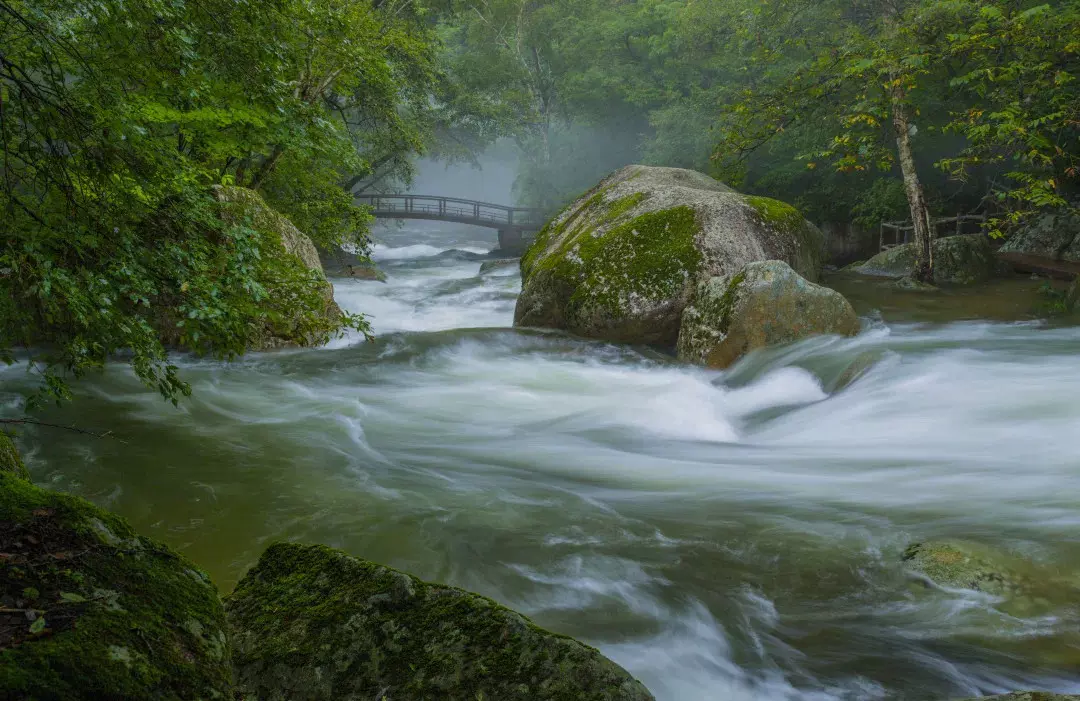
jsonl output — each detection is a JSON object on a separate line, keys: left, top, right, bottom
{"left": 890, "top": 82, "right": 934, "bottom": 283}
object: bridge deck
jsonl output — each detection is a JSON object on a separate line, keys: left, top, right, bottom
{"left": 355, "top": 194, "right": 545, "bottom": 231}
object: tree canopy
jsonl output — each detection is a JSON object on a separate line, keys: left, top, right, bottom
{"left": 1, "top": 0, "right": 441, "bottom": 405}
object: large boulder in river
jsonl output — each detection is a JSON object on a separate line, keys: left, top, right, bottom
{"left": 226, "top": 542, "right": 654, "bottom": 701}
{"left": 856, "top": 234, "right": 999, "bottom": 284}
{"left": 0, "top": 472, "right": 231, "bottom": 699}
{"left": 677, "top": 260, "right": 859, "bottom": 368}
{"left": 212, "top": 185, "right": 344, "bottom": 349}
{"left": 514, "top": 165, "right": 825, "bottom": 345}
{"left": 998, "top": 208, "right": 1080, "bottom": 263}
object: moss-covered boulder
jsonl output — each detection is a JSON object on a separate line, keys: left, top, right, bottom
{"left": 856, "top": 234, "right": 1000, "bottom": 285}
{"left": 677, "top": 260, "right": 859, "bottom": 368}
{"left": 514, "top": 165, "right": 825, "bottom": 346}
{"left": 213, "top": 185, "right": 344, "bottom": 349}
{"left": 226, "top": 542, "right": 655, "bottom": 701}
{"left": 0, "top": 433, "right": 28, "bottom": 481}
{"left": 999, "top": 208, "right": 1080, "bottom": 262}
{"left": 0, "top": 473, "right": 231, "bottom": 699}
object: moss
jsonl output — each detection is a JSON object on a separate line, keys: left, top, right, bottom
{"left": 226, "top": 542, "right": 654, "bottom": 701}
{"left": 714, "top": 271, "right": 746, "bottom": 335}
{"left": 605, "top": 192, "right": 647, "bottom": 220}
{"left": 0, "top": 473, "right": 230, "bottom": 700}
{"left": 745, "top": 195, "right": 805, "bottom": 235}
{"left": 0, "top": 433, "right": 29, "bottom": 481}
{"left": 531, "top": 206, "right": 701, "bottom": 322}
{"left": 743, "top": 196, "right": 823, "bottom": 280}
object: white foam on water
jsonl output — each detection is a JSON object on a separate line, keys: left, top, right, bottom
{"left": 370, "top": 242, "right": 491, "bottom": 261}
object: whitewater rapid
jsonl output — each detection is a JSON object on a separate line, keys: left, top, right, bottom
{"left": 5, "top": 223, "right": 1079, "bottom": 700}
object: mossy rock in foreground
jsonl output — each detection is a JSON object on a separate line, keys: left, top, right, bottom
{"left": 0, "top": 433, "right": 29, "bottom": 481}
{"left": 677, "top": 260, "right": 859, "bottom": 369}
{"left": 0, "top": 473, "right": 231, "bottom": 700}
{"left": 226, "top": 542, "right": 655, "bottom": 701}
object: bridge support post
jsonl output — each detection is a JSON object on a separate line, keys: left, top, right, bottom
{"left": 497, "top": 228, "right": 530, "bottom": 256}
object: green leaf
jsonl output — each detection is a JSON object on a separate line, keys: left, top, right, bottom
{"left": 29, "top": 616, "right": 46, "bottom": 634}
{"left": 60, "top": 592, "right": 87, "bottom": 603}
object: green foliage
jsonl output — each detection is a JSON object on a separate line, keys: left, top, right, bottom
{"left": 426, "top": 0, "right": 1079, "bottom": 236}
{"left": 937, "top": 1, "right": 1080, "bottom": 235}
{"left": 1, "top": 0, "right": 440, "bottom": 407}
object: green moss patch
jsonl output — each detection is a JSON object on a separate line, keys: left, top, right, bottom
{"left": 745, "top": 196, "right": 805, "bottom": 235}
{"left": 567, "top": 206, "right": 700, "bottom": 318}
{"left": 0, "top": 473, "right": 230, "bottom": 700}
{"left": 528, "top": 205, "right": 701, "bottom": 321}
{"left": 226, "top": 542, "right": 654, "bottom": 701}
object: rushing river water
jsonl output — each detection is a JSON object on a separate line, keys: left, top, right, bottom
{"left": 5, "top": 222, "right": 1080, "bottom": 700}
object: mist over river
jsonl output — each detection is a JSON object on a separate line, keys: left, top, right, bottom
{"left": 5, "top": 222, "right": 1080, "bottom": 700}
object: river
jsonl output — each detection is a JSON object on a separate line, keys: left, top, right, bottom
{"left": 5, "top": 222, "right": 1080, "bottom": 700}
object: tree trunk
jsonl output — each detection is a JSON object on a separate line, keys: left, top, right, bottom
{"left": 890, "top": 85, "right": 933, "bottom": 283}
{"left": 248, "top": 144, "right": 286, "bottom": 191}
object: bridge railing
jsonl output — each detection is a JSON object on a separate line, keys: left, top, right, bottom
{"left": 355, "top": 194, "right": 546, "bottom": 227}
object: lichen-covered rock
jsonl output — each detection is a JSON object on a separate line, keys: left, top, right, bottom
{"left": 949, "top": 693, "right": 1080, "bottom": 701}
{"left": 0, "top": 473, "right": 231, "bottom": 699}
{"left": 856, "top": 234, "right": 1000, "bottom": 285}
{"left": 999, "top": 208, "right": 1080, "bottom": 262}
{"left": 213, "top": 186, "right": 343, "bottom": 349}
{"left": 903, "top": 541, "right": 1019, "bottom": 596}
{"left": 514, "top": 165, "right": 825, "bottom": 346}
{"left": 677, "top": 260, "right": 859, "bottom": 368}
{"left": 0, "top": 433, "right": 28, "bottom": 481}
{"left": 226, "top": 542, "right": 655, "bottom": 701}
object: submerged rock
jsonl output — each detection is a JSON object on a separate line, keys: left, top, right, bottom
{"left": 999, "top": 208, "right": 1080, "bottom": 263}
{"left": 903, "top": 541, "right": 1018, "bottom": 596}
{"left": 0, "top": 433, "right": 28, "bottom": 481}
{"left": 479, "top": 258, "right": 519, "bottom": 275}
{"left": 319, "top": 246, "right": 386, "bottom": 281}
{"left": 677, "top": 260, "right": 859, "bottom": 368}
{"left": 0, "top": 473, "right": 231, "bottom": 699}
{"left": 892, "top": 275, "right": 940, "bottom": 292}
{"left": 226, "top": 542, "right": 654, "bottom": 701}
{"left": 213, "top": 186, "right": 343, "bottom": 349}
{"left": 831, "top": 350, "right": 884, "bottom": 393}
{"left": 514, "top": 165, "right": 825, "bottom": 346}
{"left": 857, "top": 234, "right": 1000, "bottom": 285}
{"left": 338, "top": 263, "right": 387, "bottom": 282}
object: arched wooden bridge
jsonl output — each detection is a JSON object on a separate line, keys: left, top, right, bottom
{"left": 354, "top": 194, "right": 546, "bottom": 252}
